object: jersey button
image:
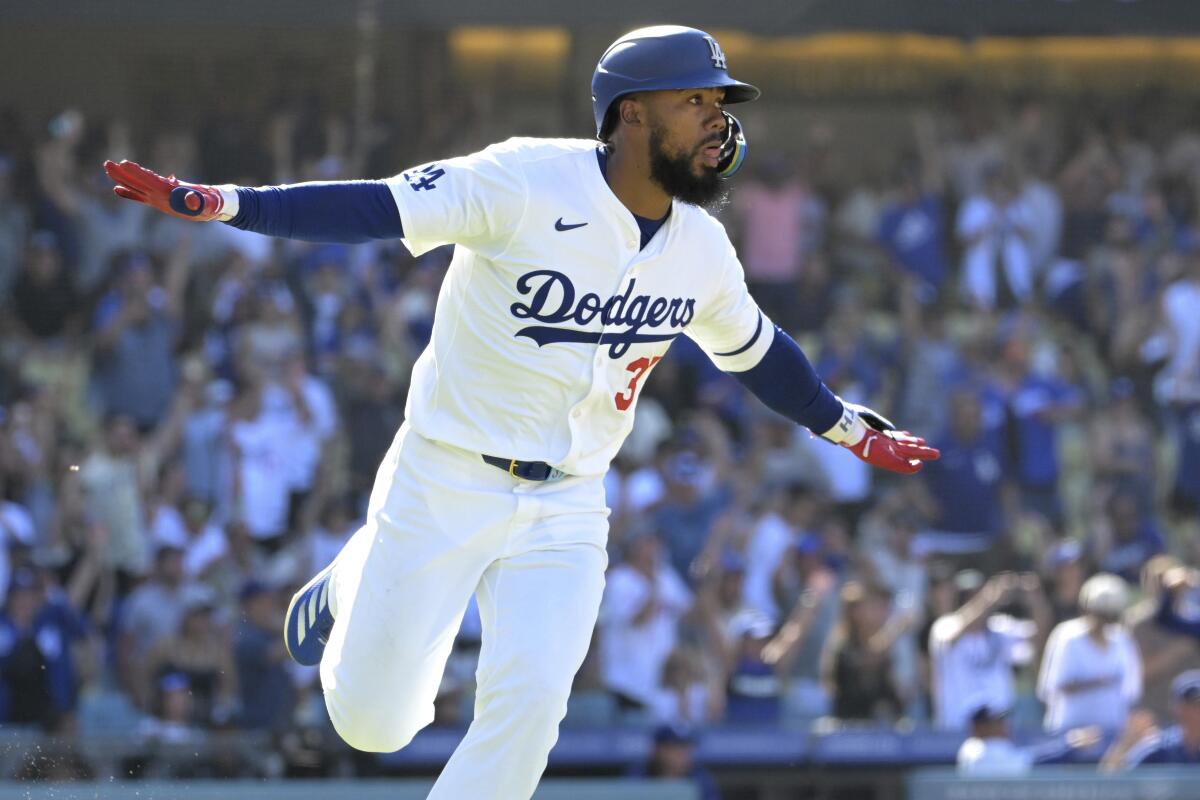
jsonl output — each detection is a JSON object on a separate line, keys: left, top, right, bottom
{"left": 571, "top": 409, "right": 582, "bottom": 418}
{"left": 627, "top": 239, "right": 637, "bottom": 248}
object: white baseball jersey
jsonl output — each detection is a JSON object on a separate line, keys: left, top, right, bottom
{"left": 385, "top": 137, "right": 772, "bottom": 476}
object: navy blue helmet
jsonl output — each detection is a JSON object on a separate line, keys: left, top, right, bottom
{"left": 591, "top": 25, "right": 760, "bottom": 177}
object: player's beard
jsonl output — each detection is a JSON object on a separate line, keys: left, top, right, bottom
{"left": 648, "top": 125, "right": 728, "bottom": 210}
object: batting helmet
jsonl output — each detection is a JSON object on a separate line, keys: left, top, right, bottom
{"left": 592, "top": 25, "right": 760, "bottom": 177}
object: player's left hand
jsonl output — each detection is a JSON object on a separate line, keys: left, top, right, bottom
{"left": 103, "top": 160, "right": 230, "bottom": 222}
{"left": 832, "top": 402, "right": 940, "bottom": 475}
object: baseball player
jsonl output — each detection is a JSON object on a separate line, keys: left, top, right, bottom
{"left": 103, "top": 26, "right": 939, "bottom": 799}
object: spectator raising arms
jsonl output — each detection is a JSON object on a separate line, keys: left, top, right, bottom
{"left": 929, "top": 571, "right": 1049, "bottom": 730}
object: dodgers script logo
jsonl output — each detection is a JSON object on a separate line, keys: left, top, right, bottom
{"left": 510, "top": 270, "right": 695, "bottom": 358}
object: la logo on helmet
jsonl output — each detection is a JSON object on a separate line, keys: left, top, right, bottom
{"left": 705, "top": 36, "right": 727, "bottom": 69}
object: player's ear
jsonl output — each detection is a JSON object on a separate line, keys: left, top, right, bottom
{"left": 619, "top": 94, "right": 644, "bottom": 129}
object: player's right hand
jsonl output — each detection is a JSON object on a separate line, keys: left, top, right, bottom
{"left": 103, "top": 160, "right": 229, "bottom": 222}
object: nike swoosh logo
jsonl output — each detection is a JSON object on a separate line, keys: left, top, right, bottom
{"left": 555, "top": 218, "right": 588, "bottom": 231}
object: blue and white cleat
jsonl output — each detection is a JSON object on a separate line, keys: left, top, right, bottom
{"left": 284, "top": 561, "right": 336, "bottom": 667}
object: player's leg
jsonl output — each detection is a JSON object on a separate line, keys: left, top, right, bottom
{"left": 318, "top": 424, "right": 516, "bottom": 753}
{"left": 427, "top": 533, "right": 608, "bottom": 800}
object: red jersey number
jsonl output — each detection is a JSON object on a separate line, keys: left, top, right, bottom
{"left": 615, "top": 356, "right": 662, "bottom": 411}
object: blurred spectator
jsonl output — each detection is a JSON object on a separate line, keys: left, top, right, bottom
{"left": 1057, "top": 131, "right": 1120, "bottom": 265}
{"left": 154, "top": 496, "right": 229, "bottom": 581}
{"left": 731, "top": 153, "right": 824, "bottom": 333}
{"left": 650, "top": 646, "right": 720, "bottom": 727}
{"left": 235, "top": 581, "right": 295, "bottom": 730}
{"left": 0, "top": 156, "right": 29, "bottom": 298}
{"left": 1103, "top": 671, "right": 1200, "bottom": 768}
{"left": 695, "top": 549, "right": 753, "bottom": 675}
{"left": 79, "top": 414, "right": 149, "bottom": 578}
{"left": 762, "top": 533, "right": 839, "bottom": 720}
{"left": 896, "top": 303, "right": 965, "bottom": 441}
{"left": 877, "top": 161, "right": 948, "bottom": 300}
{"left": 1152, "top": 563, "right": 1200, "bottom": 640}
{"left": 627, "top": 723, "right": 720, "bottom": 800}
{"left": 1088, "top": 378, "right": 1156, "bottom": 513}
{"left": 723, "top": 610, "right": 782, "bottom": 723}
{"left": 956, "top": 703, "right": 1100, "bottom": 776}
{"left": 11, "top": 231, "right": 81, "bottom": 341}
{"left": 274, "top": 353, "right": 338, "bottom": 530}
{"left": 1108, "top": 671, "right": 1200, "bottom": 767}
{"left": 339, "top": 357, "right": 404, "bottom": 507}
{"left": 0, "top": 567, "right": 90, "bottom": 730}
{"left": 1157, "top": 243, "right": 1200, "bottom": 404}
{"left": 137, "top": 671, "right": 205, "bottom": 745}
{"left": 141, "top": 590, "right": 237, "bottom": 725}
{"left": 820, "top": 582, "right": 903, "bottom": 722}
{"left": 929, "top": 571, "right": 1047, "bottom": 730}
{"left": 1037, "top": 573, "right": 1141, "bottom": 734}
{"left": 92, "top": 249, "right": 188, "bottom": 430}
{"left": 118, "top": 545, "right": 192, "bottom": 695}
{"left": 1088, "top": 490, "right": 1165, "bottom": 584}
{"left": 1042, "top": 539, "right": 1086, "bottom": 625}
{"left": 743, "top": 482, "right": 820, "bottom": 619}
{"left": 1170, "top": 398, "right": 1200, "bottom": 519}
{"left": 956, "top": 164, "right": 1035, "bottom": 310}
{"left": 599, "top": 532, "right": 692, "bottom": 713}
{"left": 226, "top": 375, "right": 293, "bottom": 547}
{"left": 651, "top": 449, "right": 732, "bottom": 584}
{"left": 998, "top": 329, "right": 1084, "bottom": 526}
{"left": 1126, "top": 556, "right": 1200, "bottom": 721}
{"left": 179, "top": 368, "right": 233, "bottom": 505}
{"left": 912, "top": 389, "right": 1005, "bottom": 556}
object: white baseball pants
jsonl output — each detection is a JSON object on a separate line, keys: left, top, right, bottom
{"left": 320, "top": 422, "right": 609, "bottom": 800}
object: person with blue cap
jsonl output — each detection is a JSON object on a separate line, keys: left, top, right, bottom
{"left": 1104, "top": 670, "right": 1200, "bottom": 768}
{"left": 627, "top": 723, "right": 720, "bottom": 800}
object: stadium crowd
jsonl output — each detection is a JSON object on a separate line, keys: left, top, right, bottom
{"left": 0, "top": 87, "right": 1199, "bottom": 782}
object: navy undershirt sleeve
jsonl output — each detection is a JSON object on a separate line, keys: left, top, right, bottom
{"left": 732, "top": 325, "right": 843, "bottom": 434}
{"left": 226, "top": 181, "right": 404, "bottom": 244}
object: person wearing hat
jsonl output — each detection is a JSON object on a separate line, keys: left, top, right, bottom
{"left": 1103, "top": 670, "right": 1200, "bottom": 768}
{"left": 957, "top": 701, "right": 1101, "bottom": 776}
{"left": 1037, "top": 573, "right": 1141, "bottom": 734}
{"left": 627, "top": 723, "right": 719, "bottom": 800}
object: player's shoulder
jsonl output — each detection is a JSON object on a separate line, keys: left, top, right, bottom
{"left": 483, "top": 136, "right": 599, "bottom": 165}
{"left": 670, "top": 201, "right": 735, "bottom": 252}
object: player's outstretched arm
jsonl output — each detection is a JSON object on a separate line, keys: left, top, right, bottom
{"left": 103, "top": 160, "right": 404, "bottom": 244}
{"left": 731, "top": 325, "right": 939, "bottom": 475}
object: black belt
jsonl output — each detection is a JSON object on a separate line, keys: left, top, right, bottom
{"left": 481, "top": 455, "right": 562, "bottom": 482}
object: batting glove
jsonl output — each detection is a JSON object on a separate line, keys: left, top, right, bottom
{"left": 820, "top": 401, "right": 940, "bottom": 475}
{"left": 103, "top": 160, "right": 238, "bottom": 222}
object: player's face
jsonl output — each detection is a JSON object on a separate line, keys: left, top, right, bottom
{"left": 644, "top": 88, "right": 728, "bottom": 207}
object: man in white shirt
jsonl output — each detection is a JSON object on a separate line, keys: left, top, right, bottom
{"left": 930, "top": 571, "right": 1049, "bottom": 729}
{"left": 599, "top": 531, "right": 692, "bottom": 709}
{"left": 103, "top": 25, "right": 938, "bottom": 800}
{"left": 1038, "top": 573, "right": 1141, "bottom": 734}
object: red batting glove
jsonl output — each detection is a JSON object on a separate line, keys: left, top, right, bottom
{"left": 823, "top": 401, "right": 940, "bottom": 475}
{"left": 103, "top": 160, "right": 230, "bottom": 221}
{"left": 843, "top": 427, "right": 940, "bottom": 475}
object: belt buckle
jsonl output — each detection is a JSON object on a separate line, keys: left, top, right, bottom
{"left": 508, "top": 458, "right": 521, "bottom": 478}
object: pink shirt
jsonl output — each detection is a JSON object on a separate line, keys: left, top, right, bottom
{"left": 734, "top": 182, "right": 824, "bottom": 282}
